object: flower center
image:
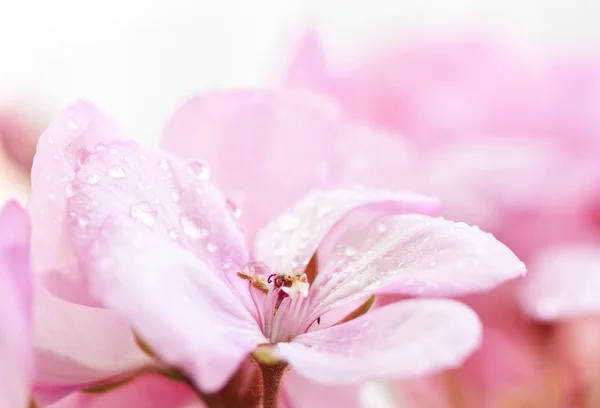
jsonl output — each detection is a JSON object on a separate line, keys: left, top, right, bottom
{"left": 238, "top": 264, "right": 312, "bottom": 343}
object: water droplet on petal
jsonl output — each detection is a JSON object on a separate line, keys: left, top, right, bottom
{"left": 76, "top": 148, "right": 91, "bottom": 168}
{"left": 207, "top": 243, "right": 217, "bottom": 253}
{"left": 170, "top": 189, "right": 181, "bottom": 202}
{"left": 169, "top": 229, "right": 179, "bottom": 239}
{"left": 78, "top": 215, "right": 90, "bottom": 227}
{"left": 377, "top": 222, "right": 389, "bottom": 233}
{"left": 279, "top": 214, "right": 300, "bottom": 232}
{"left": 53, "top": 153, "right": 60, "bottom": 160}
{"left": 48, "top": 193, "right": 56, "bottom": 201}
{"left": 68, "top": 119, "right": 79, "bottom": 131}
{"left": 187, "top": 159, "right": 210, "bottom": 180}
{"left": 180, "top": 214, "right": 210, "bottom": 239}
{"left": 344, "top": 246, "right": 357, "bottom": 257}
{"left": 225, "top": 199, "right": 241, "bottom": 219}
{"left": 87, "top": 173, "right": 100, "bottom": 185}
{"left": 158, "top": 160, "right": 170, "bottom": 171}
{"left": 65, "top": 182, "right": 79, "bottom": 198}
{"left": 108, "top": 165, "right": 127, "bottom": 179}
{"left": 130, "top": 202, "right": 157, "bottom": 226}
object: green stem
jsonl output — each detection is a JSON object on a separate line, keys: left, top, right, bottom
{"left": 260, "top": 363, "right": 287, "bottom": 408}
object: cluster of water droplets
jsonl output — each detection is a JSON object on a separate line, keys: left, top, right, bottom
{"left": 46, "top": 114, "right": 246, "bottom": 265}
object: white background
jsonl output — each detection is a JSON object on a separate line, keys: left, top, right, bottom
{"left": 1, "top": 0, "right": 600, "bottom": 145}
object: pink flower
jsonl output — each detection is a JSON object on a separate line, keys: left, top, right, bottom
{"left": 283, "top": 31, "right": 600, "bottom": 407}
{"left": 0, "top": 200, "right": 34, "bottom": 408}
{"left": 162, "top": 93, "right": 522, "bottom": 393}
{"left": 32, "top": 98, "right": 524, "bottom": 405}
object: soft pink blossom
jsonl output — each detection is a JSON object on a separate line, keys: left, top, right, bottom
{"left": 29, "top": 97, "right": 526, "bottom": 403}
{"left": 284, "top": 31, "right": 600, "bottom": 407}
{"left": 0, "top": 200, "right": 34, "bottom": 408}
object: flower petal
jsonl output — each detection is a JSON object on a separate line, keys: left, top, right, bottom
{"left": 162, "top": 91, "right": 415, "bottom": 242}
{"left": 282, "top": 369, "right": 364, "bottom": 408}
{"left": 66, "top": 140, "right": 249, "bottom": 295}
{"left": 29, "top": 100, "right": 125, "bottom": 304}
{"left": 33, "top": 285, "right": 151, "bottom": 394}
{"left": 278, "top": 299, "right": 481, "bottom": 384}
{"left": 46, "top": 373, "right": 199, "bottom": 408}
{"left": 84, "top": 216, "right": 266, "bottom": 393}
{"left": 306, "top": 214, "right": 525, "bottom": 323}
{"left": 162, "top": 90, "right": 344, "bottom": 241}
{"left": 519, "top": 244, "right": 600, "bottom": 320}
{"left": 0, "top": 201, "right": 34, "bottom": 408}
{"left": 255, "top": 187, "right": 439, "bottom": 274}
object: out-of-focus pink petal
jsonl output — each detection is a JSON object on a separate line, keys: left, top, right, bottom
{"left": 278, "top": 299, "right": 481, "bottom": 384}
{"left": 84, "top": 216, "right": 266, "bottom": 393}
{"left": 29, "top": 100, "right": 124, "bottom": 304}
{"left": 0, "top": 111, "right": 39, "bottom": 172}
{"left": 282, "top": 369, "right": 363, "bottom": 408}
{"left": 33, "top": 285, "right": 151, "bottom": 393}
{"left": 333, "top": 124, "right": 418, "bottom": 190}
{"left": 285, "top": 30, "right": 333, "bottom": 95}
{"left": 519, "top": 244, "right": 600, "bottom": 321}
{"left": 307, "top": 214, "right": 524, "bottom": 321}
{"left": 162, "top": 90, "right": 344, "bottom": 241}
{"left": 47, "top": 373, "right": 200, "bottom": 408}
{"left": 0, "top": 201, "right": 33, "bottom": 408}
{"left": 255, "top": 187, "right": 439, "bottom": 274}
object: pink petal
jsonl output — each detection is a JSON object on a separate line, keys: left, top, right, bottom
{"left": 519, "top": 244, "right": 600, "bottom": 320}
{"left": 254, "top": 187, "right": 439, "bottom": 274}
{"left": 162, "top": 90, "right": 343, "bottom": 242}
{"left": 308, "top": 213, "right": 525, "bottom": 320}
{"left": 0, "top": 111, "right": 39, "bottom": 172}
{"left": 278, "top": 299, "right": 481, "bottom": 384}
{"left": 0, "top": 201, "right": 33, "bottom": 408}
{"left": 84, "top": 216, "right": 266, "bottom": 393}
{"left": 46, "top": 373, "right": 201, "bottom": 408}
{"left": 66, "top": 141, "right": 249, "bottom": 296}
{"left": 285, "top": 30, "right": 333, "bottom": 95}
{"left": 29, "top": 100, "right": 125, "bottom": 304}
{"left": 282, "top": 369, "right": 363, "bottom": 408}
{"left": 33, "top": 285, "right": 151, "bottom": 394}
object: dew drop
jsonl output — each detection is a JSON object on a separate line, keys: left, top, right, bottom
{"left": 76, "top": 148, "right": 91, "bottom": 168}
{"left": 180, "top": 214, "right": 210, "bottom": 239}
{"left": 53, "top": 153, "right": 60, "bottom": 160}
{"left": 377, "top": 222, "right": 389, "bottom": 233}
{"left": 187, "top": 159, "right": 210, "bottom": 180}
{"left": 170, "top": 189, "right": 181, "bottom": 202}
{"left": 78, "top": 215, "right": 90, "bottom": 228}
{"left": 108, "top": 165, "right": 127, "bottom": 179}
{"left": 225, "top": 199, "right": 241, "bottom": 219}
{"left": 67, "top": 119, "right": 79, "bottom": 131}
{"left": 158, "top": 160, "right": 170, "bottom": 171}
{"left": 344, "top": 246, "right": 357, "bottom": 257}
{"left": 279, "top": 214, "right": 300, "bottom": 232}
{"left": 65, "top": 182, "right": 79, "bottom": 198}
{"left": 207, "top": 243, "right": 217, "bottom": 253}
{"left": 130, "top": 202, "right": 157, "bottom": 226}
{"left": 87, "top": 173, "right": 100, "bottom": 185}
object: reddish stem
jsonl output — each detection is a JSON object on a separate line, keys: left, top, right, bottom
{"left": 260, "top": 363, "right": 287, "bottom": 408}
